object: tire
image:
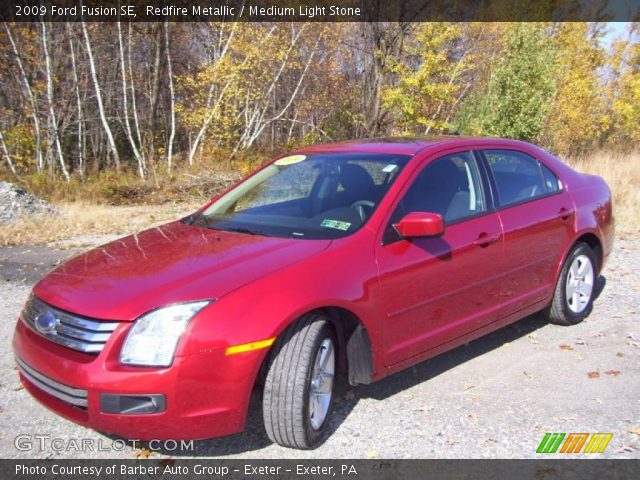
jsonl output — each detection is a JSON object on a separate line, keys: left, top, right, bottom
{"left": 546, "top": 242, "right": 598, "bottom": 326}
{"left": 262, "top": 314, "right": 336, "bottom": 449}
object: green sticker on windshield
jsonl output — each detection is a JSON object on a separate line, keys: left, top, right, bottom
{"left": 321, "top": 219, "right": 351, "bottom": 231}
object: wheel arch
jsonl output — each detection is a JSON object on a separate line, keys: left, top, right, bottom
{"left": 573, "top": 231, "right": 603, "bottom": 273}
{"left": 258, "top": 305, "right": 375, "bottom": 388}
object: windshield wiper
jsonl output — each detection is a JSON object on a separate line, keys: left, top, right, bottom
{"left": 223, "top": 227, "right": 271, "bottom": 237}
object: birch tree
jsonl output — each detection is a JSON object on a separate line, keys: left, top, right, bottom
{"left": 0, "top": 129, "right": 17, "bottom": 176}
{"left": 40, "top": 21, "right": 70, "bottom": 181}
{"left": 164, "top": 21, "right": 176, "bottom": 173}
{"left": 81, "top": 20, "right": 121, "bottom": 170}
{"left": 117, "top": 20, "right": 146, "bottom": 177}
{"left": 66, "top": 22, "right": 84, "bottom": 176}
{"left": 4, "top": 22, "right": 44, "bottom": 172}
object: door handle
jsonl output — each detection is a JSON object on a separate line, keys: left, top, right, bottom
{"left": 473, "top": 232, "right": 500, "bottom": 247}
{"left": 557, "top": 207, "right": 575, "bottom": 220}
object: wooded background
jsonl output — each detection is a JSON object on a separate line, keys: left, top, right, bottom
{"left": 0, "top": 22, "right": 638, "bottom": 189}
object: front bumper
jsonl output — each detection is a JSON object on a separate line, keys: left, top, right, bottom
{"left": 13, "top": 318, "right": 265, "bottom": 440}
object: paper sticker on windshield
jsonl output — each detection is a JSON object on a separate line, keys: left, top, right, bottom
{"left": 382, "top": 164, "right": 399, "bottom": 173}
{"left": 321, "top": 219, "right": 351, "bottom": 231}
{"left": 274, "top": 154, "right": 306, "bottom": 166}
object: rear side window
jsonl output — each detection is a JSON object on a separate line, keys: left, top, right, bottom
{"left": 541, "top": 163, "right": 562, "bottom": 193}
{"left": 483, "top": 150, "right": 559, "bottom": 207}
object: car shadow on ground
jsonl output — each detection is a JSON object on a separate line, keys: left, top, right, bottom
{"left": 146, "top": 276, "right": 606, "bottom": 457}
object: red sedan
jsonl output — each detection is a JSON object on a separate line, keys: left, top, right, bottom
{"left": 13, "top": 137, "right": 614, "bottom": 449}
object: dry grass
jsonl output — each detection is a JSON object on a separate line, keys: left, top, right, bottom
{"left": 1, "top": 150, "right": 637, "bottom": 247}
{"left": 563, "top": 151, "right": 639, "bottom": 236}
{"left": 0, "top": 202, "right": 199, "bottom": 247}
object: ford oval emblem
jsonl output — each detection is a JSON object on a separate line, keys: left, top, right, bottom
{"left": 35, "top": 311, "right": 58, "bottom": 335}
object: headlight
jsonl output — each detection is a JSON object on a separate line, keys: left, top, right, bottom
{"left": 120, "top": 301, "right": 210, "bottom": 367}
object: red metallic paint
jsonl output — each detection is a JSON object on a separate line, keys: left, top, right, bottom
{"left": 13, "top": 137, "right": 614, "bottom": 441}
{"left": 394, "top": 212, "right": 445, "bottom": 238}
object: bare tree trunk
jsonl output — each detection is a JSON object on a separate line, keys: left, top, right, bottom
{"left": 41, "top": 21, "right": 70, "bottom": 181}
{"left": 81, "top": 20, "right": 121, "bottom": 170}
{"left": 186, "top": 21, "right": 245, "bottom": 165}
{"left": 4, "top": 22, "right": 44, "bottom": 172}
{"left": 0, "top": 129, "right": 18, "bottom": 176}
{"left": 361, "top": 22, "right": 410, "bottom": 136}
{"left": 117, "top": 20, "right": 146, "bottom": 178}
{"left": 236, "top": 25, "right": 318, "bottom": 151}
{"left": 164, "top": 21, "right": 176, "bottom": 173}
{"left": 67, "top": 22, "right": 84, "bottom": 177}
{"left": 146, "top": 24, "right": 162, "bottom": 163}
{"left": 127, "top": 23, "right": 143, "bottom": 149}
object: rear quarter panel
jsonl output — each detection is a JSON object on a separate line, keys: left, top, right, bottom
{"left": 565, "top": 171, "right": 614, "bottom": 270}
{"left": 531, "top": 145, "right": 614, "bottom": 271}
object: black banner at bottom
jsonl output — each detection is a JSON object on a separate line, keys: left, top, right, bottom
{"left": 3, "top": 459, "right": 639, "bottom": 480}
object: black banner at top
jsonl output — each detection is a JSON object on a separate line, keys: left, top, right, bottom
{"left": 3, "top": 0, "right": 640, "bottom": 22}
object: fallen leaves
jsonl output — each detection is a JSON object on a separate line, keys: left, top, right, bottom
{"left": 627, "top": 334, "right": 640, "bottom": 348}
{"left": 135, "top": 449, "right": 152, "bottom": 459}
{"left": 365, "top": 450, "right": 380, "bottom": 459}
{"left": 587, "top": 371, "right": 600, "bottom": 379}
{"left": 615, "top": 445, "right": 636, "bottom": 454}
{"left": 559, "top": 344, "right": 574, "bottom": 351}
{"left": 628, "top": 427, "right": 640, "bottom": 436}
{"left": 604, "top": 370, "right": 621, "bottom": 376}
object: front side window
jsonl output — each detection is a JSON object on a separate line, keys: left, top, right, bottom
{"left": 484, "top": 150, "right": 559, "bottom": 207}
{"left": 187, "top": 153, "right": 411, "bottom": 239}
{"left": 384, "top": 152, "right": 486, "bottom": 243}
{"left": 393, "top": 151, "right": 486, "bottom": 224}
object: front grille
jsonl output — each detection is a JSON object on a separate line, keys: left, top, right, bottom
{"left": 21, "top": 295, "right": 119, "bottom": 354}
{"left": 16, "top": 357, "right": 88, "bottom": 408}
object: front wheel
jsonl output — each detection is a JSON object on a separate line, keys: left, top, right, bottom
{"left": 262, "top": 314, "right": 336, "bottom": 449}
{"left": 546, "top": 242, "right": 597, "bottom": 326}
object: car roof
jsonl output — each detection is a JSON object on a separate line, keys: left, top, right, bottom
{"left": 296, "top": 136, "right": 530, "bottom": 156}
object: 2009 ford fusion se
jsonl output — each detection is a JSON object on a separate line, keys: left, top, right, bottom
{"left": 14, "top": 137, "right": 614, "bottom": 449}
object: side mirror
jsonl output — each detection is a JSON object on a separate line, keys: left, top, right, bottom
{"left": 394, "top": 212, "right": 444, "bottom": 239}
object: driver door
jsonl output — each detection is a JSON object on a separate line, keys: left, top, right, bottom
{"left": 375, "top": 151, "right": 505, "bottom": 366}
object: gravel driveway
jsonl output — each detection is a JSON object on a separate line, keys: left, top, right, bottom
{"left": 0, "top": 238, "right": 638, "bottom": 459}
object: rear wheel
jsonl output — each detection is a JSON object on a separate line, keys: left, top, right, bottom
{"left": 546, "top": 242, "right": 597, "bottom": 325}
{"left": 262, "top": 314, "right": 336, "bottom": 449}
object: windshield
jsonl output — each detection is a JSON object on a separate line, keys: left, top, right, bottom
{"left": 187, "top": 152, "right": 411, "bottom": 239}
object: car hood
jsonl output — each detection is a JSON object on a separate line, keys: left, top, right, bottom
{"left": 33, "top": 221, "right": 331, "bottom": 321}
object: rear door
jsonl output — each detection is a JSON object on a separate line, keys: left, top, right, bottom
{"left": 375, "top": 150, "right": 505, "bottom": 366}
{"left": 480, "top": 149, "right": 575, "bottom": 317}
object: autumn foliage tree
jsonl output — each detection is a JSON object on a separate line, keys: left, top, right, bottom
{"left": 0, "top": 21, "right": 638, "bottom": 183}
{"left": 457, "top": 23, "right": 556, "bottom": 142}
{"left": 543, "top": 23, "right": 609, "bottom": 154}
